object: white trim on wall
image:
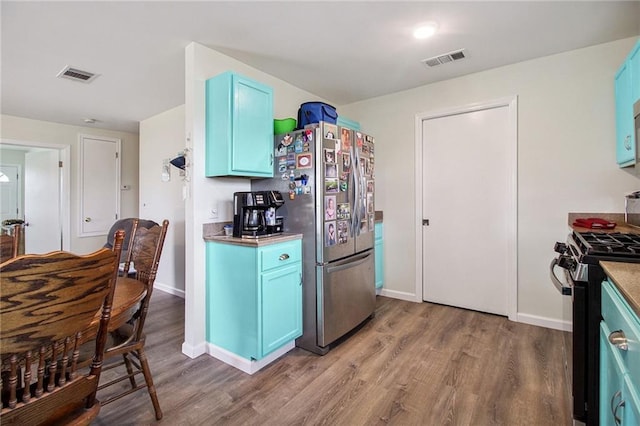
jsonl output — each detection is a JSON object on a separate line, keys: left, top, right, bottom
{"left": 414, "top": 96, "right": 518, "bottom": 321}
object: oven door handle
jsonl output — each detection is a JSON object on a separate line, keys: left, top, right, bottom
{"left": 550, "top": 258, "right": 572, "bottom": 296}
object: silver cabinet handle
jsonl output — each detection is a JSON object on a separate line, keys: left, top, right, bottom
{"left": 624, "top": 135, "right": 632, "bottom": 150}
{"left": 608, "top": 330, "right": 628, "bottom": 351}
{"left": 279, "top": 253, "right": 290, "bottom": 261}
{"left": 610, "top": 390, "right": 624, "bottom": 425}
{"left": 84, "top": 217, "right": 92, "bottom": 223}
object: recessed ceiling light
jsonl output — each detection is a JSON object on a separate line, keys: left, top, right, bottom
{"left": 413, "top": 22, "right": 438, "bottom": 39}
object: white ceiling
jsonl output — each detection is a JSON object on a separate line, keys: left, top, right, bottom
{"left": 2, "top": 1, "right": 639, "bottom": 134}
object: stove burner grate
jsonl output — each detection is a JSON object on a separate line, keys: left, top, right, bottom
{"left": 575, "top": 232, "right": 640, "bottom": 258}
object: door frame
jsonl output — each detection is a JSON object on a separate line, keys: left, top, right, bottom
{"left": 1, "top": 138, "right": 71, "bottom": 251}
{"left": 414, "top": 96, "right": 518, "bottom": 321}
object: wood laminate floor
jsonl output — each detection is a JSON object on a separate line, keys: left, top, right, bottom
{"left": 95, "top": 291, "right": 571, "bottom": 426}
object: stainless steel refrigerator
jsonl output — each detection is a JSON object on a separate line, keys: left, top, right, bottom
{"left": 252, "top": 121, "right": 376, "bottom": 355}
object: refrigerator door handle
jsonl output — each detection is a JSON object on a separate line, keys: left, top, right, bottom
{"left": 352, "top": 148, "right": 361, "bottom": 237}
{"left": 326, "top": 250, "right": 372, "bottom": 274}
{"left": 349, "top": 148, "right": 357, "bottom": 237}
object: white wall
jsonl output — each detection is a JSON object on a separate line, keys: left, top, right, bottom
{"left": 339, "top": 37, "right": 640, "bottom": 329}
{"left": 182, "top": 42, "right": 327, "bottom": 357}
{"left": 139, "top": 105, "right": 186, "bottom": 297}
{"left": 0, "top": 114, "right": 139, "bottom": 254}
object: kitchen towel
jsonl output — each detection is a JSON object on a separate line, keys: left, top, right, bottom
{"left": 572, "top": 217, "right": 616, "bottom": 229}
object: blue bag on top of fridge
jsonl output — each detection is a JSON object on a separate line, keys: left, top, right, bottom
{"left": 297, "top": 102, "right": 338, "bottom": 129}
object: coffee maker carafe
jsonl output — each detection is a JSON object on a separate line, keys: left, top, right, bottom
{"left": 232, "top": 191, "right": 284, "bottom": 238}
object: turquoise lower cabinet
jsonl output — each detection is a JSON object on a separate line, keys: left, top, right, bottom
{"left": 206, "top": 238, "right": 302, "bottom": 361}
{"left": 600, "top": 279, "right": 640, "bottom": 425}
{"left": 374, "top": 222, "right": 383, "bottom": 289}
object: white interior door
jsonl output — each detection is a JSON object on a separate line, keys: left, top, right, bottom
{"left": 79, "top": 135, "right": 120, "bottom": 237}
{"left": 0, "top": 164, "right": 21, "bottom": 221}
{"left": 421, "top": 104, "right": 514, "bottom": 316}
{"left": 25, "top": 149, "right": 61, "bottom": 253}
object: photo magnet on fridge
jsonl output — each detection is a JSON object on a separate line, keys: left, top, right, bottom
{"left": 337, "top": 203, "right": 350, "bottom": 220}
{"left": 325, "top": 164, "right": 337, "bottom": 178}
{"left": 342, "top": 153, "right": 351, "bottom": 172}
{"left": 324, "top": 123, "right": 337, "bottom": 139}
{"left": 325, "top": 178, "right": 338, "bottom": 193}
{"left": 325, "top": 221, "right": 337, "bottom": 247}
{"left": 325, "top": 195, "right": 336, "bottom": 220}
{"left": 297, "top": 153, "right": 312, "bottom": 169}
{"left": 341, "top": 128, "right": 351, "bottom": 151}
{"left": 337, "top": 220, "right": 349, "bottom": 244}
{"left": 324, "top": 148, "right": 335, "bottom": 164}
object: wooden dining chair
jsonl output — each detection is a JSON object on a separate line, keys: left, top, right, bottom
{"left": 0, "top": 230, "right": 124, "bottom": 426}
{"left": 97, "top": 219, "right": 168, "bottom": 420}
{"left": 104, "top": 217, "right": 158, "bottom": 262}
{"left": 0, "top": 225, "right": 21, "bottom": 263}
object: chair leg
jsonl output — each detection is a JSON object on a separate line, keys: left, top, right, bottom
{"left": 123, "top": 354, "right": 137, "bottom": 388}
{"left": 137, "top": 348, "right": 162, "bottom": 420}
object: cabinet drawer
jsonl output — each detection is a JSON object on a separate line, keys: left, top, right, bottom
{"left": 260, "top": 240, "right": 301, "bottom": 272}
{"left": 602, "top": 280, "right": 640, "bottom": 381}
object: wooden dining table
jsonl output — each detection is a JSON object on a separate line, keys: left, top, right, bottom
{"left": 83, "top": 276, "right": 146, "bottom": 343}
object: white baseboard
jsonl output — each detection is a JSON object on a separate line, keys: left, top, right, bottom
{"left": 378, "top": 288, "right": 421, "bottom": 303}
{"left": 154, "top": 281, "right": 185, "bottom": 298}
{"left": 516, "top": 312, "right": 572, "bottom": 332}
{"left": 181, "top": 341, "right": 207, "bottom": 359}
{"left": 205, "top": 342, "right": 295, "bottom": 375}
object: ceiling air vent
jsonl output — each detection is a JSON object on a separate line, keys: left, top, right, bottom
{"left": 56, "top": 65, "right": 98, "bottom": 83}
{"left": 421, "top": 49, "right": 466, "bottom": 68}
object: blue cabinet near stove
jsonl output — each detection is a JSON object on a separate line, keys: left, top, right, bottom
{"left": 600, "top": 279, "right": 640, "bottom": 425}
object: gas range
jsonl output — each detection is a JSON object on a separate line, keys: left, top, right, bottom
{"left": 551, "top": 229, "right": 640, "bottom": 426}
{"left": 555, "top": 231, "right": 640, "bottom": 282}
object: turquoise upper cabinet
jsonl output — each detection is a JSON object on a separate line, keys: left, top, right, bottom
{"left": 336, "top": 116, "right": 361, "bottom": 131}
{"left": 630, "top": 41, "right": 640, "bottom": 103}
{"left": 615, "top": 39, "right": 640, "bottom": 167}
{"left": 205, "top": 72, "right": 274, "bottom": 177}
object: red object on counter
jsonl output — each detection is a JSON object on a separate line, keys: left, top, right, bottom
{"left": 572, "top": 217, "right": 617, "bottom": 229}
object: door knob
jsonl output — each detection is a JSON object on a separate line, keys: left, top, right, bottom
{"left": 84, "top": 217, "right": 92, "bottom": 223}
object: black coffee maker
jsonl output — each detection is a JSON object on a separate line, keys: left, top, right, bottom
{"left": 232, "top": 191, "right": 285, "bottom": 238}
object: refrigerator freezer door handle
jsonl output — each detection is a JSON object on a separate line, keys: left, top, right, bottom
{"left": 326, "top": 250, "right": 372, "bottom": 274}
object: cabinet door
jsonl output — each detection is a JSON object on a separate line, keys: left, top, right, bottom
{"left": 260, "top": 263, "right": 302, "bottom": 358}
{"left": 615, "top": 61, "right": 635, "bottom": 166}
{"left": 623, "top": 376, "right": 640, "bottom": 426}
{"left": 374, "top": 222, "right": 383, "bottom": 289}
{"left": 601, "top": 322, "right": 626, "bottom": 426}
{"left": 629, "top": 40, "right": 640, "bottom": 103}
{"left": 231, "top": 75, "right": 274, "bottom": 177}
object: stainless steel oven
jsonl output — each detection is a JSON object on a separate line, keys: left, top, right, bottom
{"left": 551, "top": 231, "right": 640, "bottom": 426}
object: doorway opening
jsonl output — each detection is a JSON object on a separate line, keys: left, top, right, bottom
{"left": 0, "top": 139, "right": 70, "bottom": 252}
